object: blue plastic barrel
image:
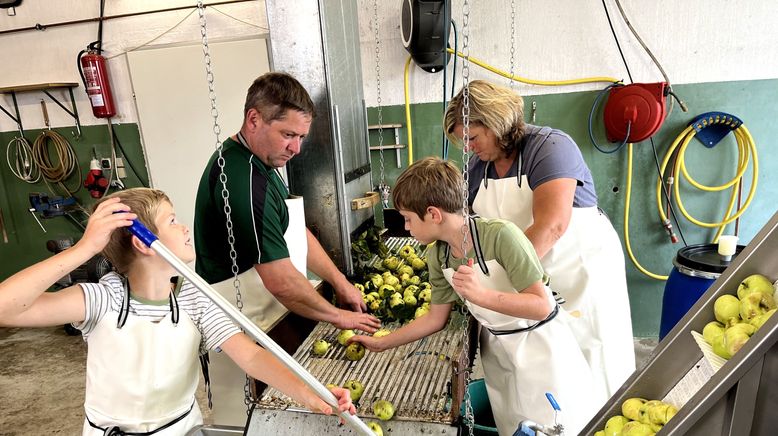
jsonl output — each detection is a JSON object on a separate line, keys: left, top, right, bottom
{"left": 459, "top": 378, "right": 499, "bottom": 435}
{"left": 659, "top": 243, "right": 744, "bottom": 339}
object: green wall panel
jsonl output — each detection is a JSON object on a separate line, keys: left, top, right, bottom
{"left": 0, "top": 123, "right": 148, "bottom": 281}
{"left": 366, "top": 78, "right": 778, "bottom": 337}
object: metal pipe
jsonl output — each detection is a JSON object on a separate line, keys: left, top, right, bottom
{"left": 125, "top": 219, "right": 373, "bottom": 436}
{"left": 0, "top": 0, "right": 257, "bottom": 36}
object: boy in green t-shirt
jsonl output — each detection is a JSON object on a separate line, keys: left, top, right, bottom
{"left": 349, "top": 157, "right": 603, "bottom": 435}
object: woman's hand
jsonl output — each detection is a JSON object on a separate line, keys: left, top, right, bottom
{"left": 75, "top": 197, "right": 137, "bottom": 256}
{"left": 451, "top": 258, "right": 482, "bottom": 301}
{"left": 348, "top": 334, "right": 387, "bottom": 352}
{"left": 305, "top": 386, "right": 356, "bottom": 423}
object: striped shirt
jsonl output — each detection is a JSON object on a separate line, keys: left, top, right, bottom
{"left": 74, "top": 272, "right": 241, "bottom": 354}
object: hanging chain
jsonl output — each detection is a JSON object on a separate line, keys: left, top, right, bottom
{"left": 459, "top": 1, "right": 474, "bottom": 435}
{"left": 509, "top": 0, "right": 516, "bottom": 88}
{"left": 373, "top": 0, "right": 389, "bottom": 208}
{"left": 197, "top": 1, "right": 253, "bottom": 412}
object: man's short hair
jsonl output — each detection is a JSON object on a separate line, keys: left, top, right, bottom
{"left": 243, "top": 72, "right": 316, "bottom": 122}
{"left": 94, "top": 188, "right": 171, "bottom": 274}
{"left": 392, "top": 157, "right": 464, "bottom": 220}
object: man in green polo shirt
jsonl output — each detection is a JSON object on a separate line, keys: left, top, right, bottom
{"left": 194, "top": 72, "right": 380, "bottom": 425}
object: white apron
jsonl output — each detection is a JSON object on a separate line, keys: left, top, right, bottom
{"left": 441, "top": 232, "right": 601, "bottom": 436}
{"left": 82, "top": 290, "right": 203, "bottom": 435}
{"left": 472, "top": 172, "right": 635, "bottom": 398}
{"left": 209, "top": 196, "right": 308, "bottom": 426}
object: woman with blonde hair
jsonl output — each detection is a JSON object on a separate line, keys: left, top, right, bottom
{"left": 444, "top": 80, "right": 635, "bottom": 401}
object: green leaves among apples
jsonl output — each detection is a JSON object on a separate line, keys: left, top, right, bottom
{"left": 343, "top": 379, "right": 365, "bottom": 402}
{"left": 345, "top": 342, "right": 366, "bottom": 361}
{"left": 737, "top": 274, "right": 775, "bottom": 300}
{"left": 311, "top": 339, "right": 331, "bottom": 356}
{"left": 337, "top": 329, "right": 356, "bottom": 346}
{"left": 372, "top": 399, "right": 395, "bottom": 421}
{"left": 713, "top": 294, "right": 740, "bottom": 324}
{"left": 367, "top": 421, "right": 383, "bottom": 436}
{"left": 604, "top": 415, "right": 630, "bottom": 435}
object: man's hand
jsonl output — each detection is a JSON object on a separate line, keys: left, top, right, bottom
{"left": 348, "top": 334, "right": 387, "bottom": 352}
{"left": 451, "top": 258, "right": 481, "bottom": 301}
{"left": 333, "top": 310, "right": 381, "bottom": 333}
{"left": 333, "top": 280, "right": 367, "bottom": 312}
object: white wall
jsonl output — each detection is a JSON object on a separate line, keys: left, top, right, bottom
{"left": 356, "top": 0, "right": 778, "bottom": 106}
{"left": 0, "top": 0, "right": 267, "bottom": 131}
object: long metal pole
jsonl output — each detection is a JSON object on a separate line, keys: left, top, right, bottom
{"left": 127, "top": 220, "right": 373, "bottom": 436}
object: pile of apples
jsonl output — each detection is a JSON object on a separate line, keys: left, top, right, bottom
{"left": 703, "top": 274, "right": 777, "bottom": 360}
{"left": 594, "top": 398, "right": 678, "bottom": 435}
{"left": 354, "top": 244, "right": 432, "bottom": 323}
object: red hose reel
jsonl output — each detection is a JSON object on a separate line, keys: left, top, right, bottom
{"left": 604, "top": 82, "right": 668, "bottom": 143}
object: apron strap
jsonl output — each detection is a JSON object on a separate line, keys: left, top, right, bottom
{"left": 487, "top": 304, "right": 559, "bottom": 336}
{"left": 86, "top": 401, "right": 195, "bottom": 435}
{"left": 481, "top": 145, "right": 523, "bottom": 189}
{"left": 200, "top": 353, "right": 213, "bottom": 409}
{"left": 467, "top": 215, "right": 489, "bottom": 276}
{"left": 117, "top": 278, "right": 182, "bottom": 329}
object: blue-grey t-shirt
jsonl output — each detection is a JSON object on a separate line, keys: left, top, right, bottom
{"left": 467, "top": 124, "right": 598, "bottom": 208}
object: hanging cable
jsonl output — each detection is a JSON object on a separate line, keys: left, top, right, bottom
{"left": 601, "top": 0, "right": 633, "bottom": 84}
{"left": 404, "top": 55, "right": 414, "bottom": 166}
{"left": 441, "top": 0, "right": 450, "bottom": 158}
{"left": 509, "top": 0, "right": 517, "bottom": 89}
{"left": 6, "top": 135, "right": 40, "bottom": 183}
{"left": 31, "top": 130, "right": 82, "bottom": 197}
{"left": 373, "top": 0, "right": 389, "bottom": 208}
{"left": 649, "top": 137, "right": 687, "bottom": 246}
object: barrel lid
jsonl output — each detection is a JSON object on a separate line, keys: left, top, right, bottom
{"left": 675, "top": 243, "right": 745, "bottom": 274}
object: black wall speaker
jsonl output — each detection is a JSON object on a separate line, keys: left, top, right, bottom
{"left": 0, "top": 0, "right": 22, "bottom": 8}
{"left": 400, "top": 0, "right": 451, "bottom": 73}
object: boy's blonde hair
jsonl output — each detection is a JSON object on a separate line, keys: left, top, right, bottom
{"left": 93, "top": 188, "right": 171, "bottom": 274}
{"left": 443, "top": 80, "right": 526, "bottom": 156}
{"left": 392, "top": 157, "right": 463, "bottom": 219}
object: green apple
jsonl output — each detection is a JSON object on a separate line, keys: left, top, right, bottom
{"left": 378, "top": 285, "right": 395, "bottom": 299}
{"left": 594, "top": 431, "right": 605, "bottom": 436}
{"left": 382, "top": 256, "right": 400, "bottom": 271}
{"left": 737, "top": 274, "right": 775, "bottom": 300}
{"left": 712, "top": 333, "right": 731, "bottom": 359}
{"left": 343, "top": 379, "right": 365, "bottom": 402}
{"left": 404, "top": 294, "right": 417, "bottom": 306}
{"left": 638, "top": 400, "right": 662, "bottom": 424}
{"left": 354, "top": 283, "right": 365, "bottom": 293}
{"left": 603, "top": 415, "right": 629, "bottom": 436}
{"left": 337, "top": 329, "right": 356, "bottom": 346}
{"left": 311, "top": 339, "right": 330, "bottom": 356}
{"left": 418, "top": 289, "right": 431, "bottom": 302}
{"left": 724, "top": 322, "right": 756, "bottom": 356}
{"left": 373, "top": 329, "right": 391, "bottom": 338}
{"left": 750, "top": 308, "right": 777, "bottom": 330}
{"left": 383, "top": 274, "right": 400, "bottom": 287}
{"left": 367, "top": 422, "right": 383, "bottom": 436}
{"left": 345, "top": 342, "right": 366, "bottom": 361}
{"left": 621, "top": 397, "right": 647, "bottom": 421}
{"left": 398, "top": 244, "right": 415, "bottom": 259}
{"left": 714, "top": 294, "right": 741, "bottom": 323}
{"left": 397, "top": 265, "right": 414, "bottom": 277}
{"left": 411, "top": 256, "right": 426, "bottom": 271}
{"left": 372, "top": 399, "right": 395, "bottom": 421}
{"left": 702, "top": 321, "right": 726, "bottom": 345}
{"left": 622, "top": 421, "right": 654, "bottom": 436}
{"left": 415, "top": 306, "right": 430, "bottom": 319}
{"left": 739, "top": 291, "right": 776, "bottom": 321}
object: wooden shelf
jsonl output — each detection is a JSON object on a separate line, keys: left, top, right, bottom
{"left": 0, "top": 82, "right": 79, "bottom": 94}
{"left": 368, "top": 123, "right": 403, "bottom": 130}
{"left": 0, "top": 82, "right": 82, "bottom": 137}
{"left": 369, "top": 144, "right": 406, "bottom": 150}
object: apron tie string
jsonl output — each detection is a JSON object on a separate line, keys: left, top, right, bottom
{"left": 87, "top": 401, "right": 195, "bottom": 435}
{"left": 488, "top": 304, "right": 559, "bottom": 336}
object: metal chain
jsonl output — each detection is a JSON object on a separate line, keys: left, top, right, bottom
{"left": 509, "top": 0, "right": 516, "bottom": 88}
{"left": 197, "top": 1, "right": 252, "bottom": 412}
{"left": 373, "top": 0, "right": 389, "bottom": 208}
{"left": 460, "top": 1, "right": 474, "bottom": 434}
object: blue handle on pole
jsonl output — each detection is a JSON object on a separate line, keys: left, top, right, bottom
{"left": 545, "top": 393, "right": 561, "bottom": 411}
{"left": 128, "top": 219, "right": 158, "bottom": 247}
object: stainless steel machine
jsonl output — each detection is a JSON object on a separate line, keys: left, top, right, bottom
{"left": 582, "top": 210, "right": 778, "bottom": 435}
{"left": 267, "top": 0, "right": 375, "bottom": 276}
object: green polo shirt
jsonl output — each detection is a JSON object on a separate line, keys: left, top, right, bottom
{"left": 194, "top": 137, "right": 290, "bottom": 284}
{"left": 428, "top": 217, "right": 546, "bottom": 304}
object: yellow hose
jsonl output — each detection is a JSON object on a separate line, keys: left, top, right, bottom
{"left": 404, "top": 55, "right": 414, "bottom": 166}
{"left": 446, "top": 48, "right": 619, "bottom": 86}
{"left": 624, "top": 142, "right": 669, "bottom": 280}
{"left": 655, "top": 123, "right": 758, "bottom": 236}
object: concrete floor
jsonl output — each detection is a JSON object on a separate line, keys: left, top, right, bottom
{"left": 0, "top": 325, "right": 658, "bottom": 435}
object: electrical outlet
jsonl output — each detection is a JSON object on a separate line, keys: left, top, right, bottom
{"left": 117, "top": 167, "right": 127, "bottom": 179}
{"left": 115, "top": 157, "right": 125, "bottom": 168}
{"left": 100, "top": 158, "right": 111, "bottom": 170}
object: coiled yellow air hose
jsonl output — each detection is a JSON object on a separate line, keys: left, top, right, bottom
{"left": 625, "top": 118, "right": 757, "bottom": 281}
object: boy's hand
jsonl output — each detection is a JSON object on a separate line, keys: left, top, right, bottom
{"left": 451, "top": 258, "right": 481, "bottom": 301}
{"left": 348, "top": 334, "right": 387, "bottom": 352}
{"left": 334, "top": 310, "right": 381, "bottom": 333}
{"left": 306, "top": 386, "right": 356, "bottom": 423}
{"left": 76, "top": 197, "right": 137, "bottom": 256}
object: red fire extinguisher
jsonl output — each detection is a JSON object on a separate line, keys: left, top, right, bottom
{"left": 79, "top": 50, "right": 116, "bottom": 118}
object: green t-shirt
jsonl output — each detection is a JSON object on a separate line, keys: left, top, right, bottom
{"left": 194, "top": 137, "right": 290, "bottom": 283}
{"left": 428, "top": 218, "right": 546, "bottom": 304}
